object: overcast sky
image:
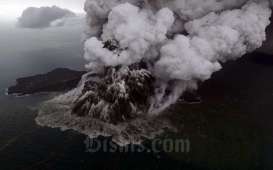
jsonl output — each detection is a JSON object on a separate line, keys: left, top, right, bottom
{"left": 0, "top": 0, "right": 85, "bottom": 19}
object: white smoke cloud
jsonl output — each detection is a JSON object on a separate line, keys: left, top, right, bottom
{"left": 84, "top": 0, "right": 271, "bottom": 113}
{"left": 37, "top": 0, "right": 273, "bottom": 145}
{"left": 150, "top": 1, "right": 272, "bottom": 112}
{"left": 84, "top": 3, "right": 174, "bottom": 69}
{"left": 83, "top": 0, "right": 250, "bottom": 38}
{"left": 18, "top": 6, "right": 76, "bottom": 28}
{"left": 50, "top": 15, "right": 85, "bottom": 27}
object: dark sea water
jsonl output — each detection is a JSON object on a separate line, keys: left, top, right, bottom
{"left": 0, "top": 21, "right": 273, "bottom": 170}
{"left": 0, "top": 21, "right": 179, "bottom": 170}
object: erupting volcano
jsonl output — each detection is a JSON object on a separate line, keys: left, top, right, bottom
{"left": 36, "top": 0, "right": 273, "bottom": 145}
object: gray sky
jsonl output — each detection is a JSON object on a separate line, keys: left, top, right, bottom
{"left": 0, "top": 0, "right": 85, "bottom": 19}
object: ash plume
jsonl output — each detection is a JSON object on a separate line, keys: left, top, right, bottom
{"left": 36, "top": 0, "right": 272, "bottom": 145}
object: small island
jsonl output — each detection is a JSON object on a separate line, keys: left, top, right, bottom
{"left": 7, "top": 68, "right": 86, "bottom": 96}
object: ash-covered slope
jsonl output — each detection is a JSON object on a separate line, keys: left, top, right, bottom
{"left": 71, "top": 62, "right": 154, "bottom": 124}
{"left": 37, "top": 0, "right": 273, "bottom": 145}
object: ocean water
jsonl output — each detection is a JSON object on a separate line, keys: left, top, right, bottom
{"left": 0, "top": 21, "right": 180, "bottom": 170}
{"left": 0, "top": 21, "right": 273, "bottom": 170}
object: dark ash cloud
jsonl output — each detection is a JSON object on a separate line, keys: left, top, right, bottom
{"left": 18, "top": 6, "right": 76, "bottom": 28}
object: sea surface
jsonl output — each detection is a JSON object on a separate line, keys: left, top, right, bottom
{"left": 0, "top": 21, "right": 273, "bottom": 170}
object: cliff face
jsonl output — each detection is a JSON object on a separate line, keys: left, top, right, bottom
{"left": 8, "top": 68, "right": 86, "bottom": 96}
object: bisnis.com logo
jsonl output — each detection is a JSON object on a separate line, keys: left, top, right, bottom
{"left": 84, "top": 137, "right": 190, "bottom": 153}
